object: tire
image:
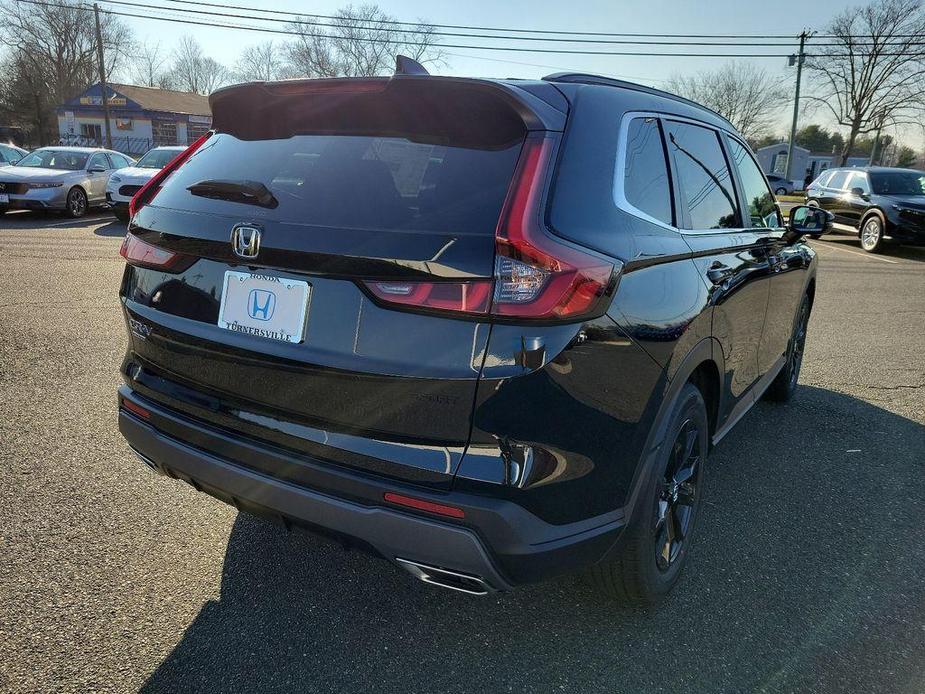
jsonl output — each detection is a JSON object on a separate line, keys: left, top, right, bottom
{"left": 765, "top": 295, "right": 810, "bottom": 402}
{"left": 585, "top": 383, "right": 708, "bottom": 604}
{"left": 807, "top": 199, "right": 820, "bottom": 207}
{"left": 65, "top": 187, "right": 88, "bottom": 218}
{"left": 775, "top": 187, "right": 788, "bottom": 195}
{"left": 859, "top": 213, "right": 885, "bottom": 253}
{"left": 112, "top": 208, "right": 129, "bottom": 224}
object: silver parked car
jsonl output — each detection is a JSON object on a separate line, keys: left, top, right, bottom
{"left": 0, "top": 146, "right": 134, "bottom": 217}
{"left": 766, "top": 173, "right": 795, "bottom": 196}
{"left": 0, "top": 143, "right": 28, "bottom": 165}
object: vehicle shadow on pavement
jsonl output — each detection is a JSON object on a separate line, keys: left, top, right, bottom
{"left": 92, "top": 221, "right": 127, "bottom": 237}
{"left": 140, "top": 385, "right": 925, "bottom": 694}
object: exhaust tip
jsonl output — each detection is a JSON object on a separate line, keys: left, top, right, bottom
{"left": 130, "top": 447, "right": 165, "bottom": 476}
{"left": 396, "top": 558, "right": 491, "bottom": 596}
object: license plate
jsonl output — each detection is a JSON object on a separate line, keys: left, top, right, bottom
{"left": 218, "top": 271, "right": 310, "bottom": 343}
{"left": 0, "top": 194, "right": 8, "bottom": 203}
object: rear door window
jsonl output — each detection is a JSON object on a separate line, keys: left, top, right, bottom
{"left": 664, "top": 121, "right": 739, "bottom": 230}
{"left": 827, "top": 171, "right": 850, "bottom": 190}
{"left": 727, "top": 138, "right": 780, "bottom": 228}
{"left": 88, "top": 153, "right": 110, "bottom": 171}
{"left": 152, "top": 133, "right": 522, "bottom": 236}
{"left": 621, "top": 117, "right": 673, "bottom": 225}
{"left": 848, "top": 171, "right": 870, "bottom": 195}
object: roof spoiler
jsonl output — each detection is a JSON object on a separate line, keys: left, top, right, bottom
{"left": 209, "top": 74, "right": 565, "bottom": 146}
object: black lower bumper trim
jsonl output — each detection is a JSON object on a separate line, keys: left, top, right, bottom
{"left": 117, "top": 386, "right": 625, "bottom": 586}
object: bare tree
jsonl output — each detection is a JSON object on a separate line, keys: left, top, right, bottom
{"left": 285, "top": 4, "right": 444, "bottom": 78}
{"left": 234, "top": 41, "right": 288, "bottom": 82}
{"left": 805, "top": 0, "right": 925, "bottom": 165}
{"left": 666, "top": 63, "right": 784, "bottom": 141}
{"left": 0, "top": 0, "right": 133, "bottom": 144}
{"left": 170, "top": 35, "right": 228, "bottom": 94}
{"left": 132, "top": 41, "right": 172, "bottom": 88}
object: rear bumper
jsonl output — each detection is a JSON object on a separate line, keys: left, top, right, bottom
{"left": 117, "top": 386, "right": 625, "bottom": 589}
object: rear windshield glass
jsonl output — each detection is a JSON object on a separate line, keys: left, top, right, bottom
{"left": 153, "top": 133, "right": 522, "bottom": 235}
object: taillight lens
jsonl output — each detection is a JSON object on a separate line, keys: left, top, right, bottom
{"left": 129, "top": 132, "right": 212, "bottom": 219}
{"left": 363, "top": 135, "right": 617, "bottom": 322}
{"left": 492, "top": 136, "right": 615, "bottom": 320}
{"left": 365, "top": 280, "right": 492, "bottom": 315}
{"left": 119, "top": 232, "right": 189, "bottom": 270}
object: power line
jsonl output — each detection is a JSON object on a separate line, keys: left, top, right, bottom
{"left": 16, "top": 0, "right": 925, "bottom": 58}
{"left": 146, "top": 0, "right": 925, "bottom": 42}
{"left": 154, "top": 0, "right": 806, "bottom": 39}
{"left": 90, "top": 0, "right": 814, "bottom": 46}
{"left": 13, "top": 0, "right": 797, "bottom": 56}
{"left": 90, "top": 0, "right": 925, "bottom": 47}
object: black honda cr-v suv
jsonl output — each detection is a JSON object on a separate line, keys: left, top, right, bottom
{"left": 117, "top": 59, "right": 827, "bottom": 603}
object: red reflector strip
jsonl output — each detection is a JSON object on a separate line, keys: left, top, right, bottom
{"left": 383, "top": 492, "right": 466, "bottom": 519}
{"left": 121, "top": 398, "right": 151, "bottom": 420}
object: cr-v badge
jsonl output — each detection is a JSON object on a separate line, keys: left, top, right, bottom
{"left": 231, "top": 224, "right": 261, "bottom": 259}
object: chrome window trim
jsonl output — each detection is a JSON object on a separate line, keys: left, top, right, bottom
{"left": 614, "top": 111, "right": 782, "bottom": 238}
{"left": 613, "top": 111, "right": 678, "bottom": 232}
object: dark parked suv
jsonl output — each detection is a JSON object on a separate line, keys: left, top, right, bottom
{"left": 805, "top": 166, "right": 925, "bottom": 252}
{"left": 117, "top": 60, "right": 826, "bottom": 602}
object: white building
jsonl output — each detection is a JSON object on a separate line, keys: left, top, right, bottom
{"left": 57, "top": 83, "right": 211, "bottom": 156}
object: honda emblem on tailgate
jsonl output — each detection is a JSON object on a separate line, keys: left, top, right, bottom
{"left": 231, "top": 224, "right": 261, "bottom": 259}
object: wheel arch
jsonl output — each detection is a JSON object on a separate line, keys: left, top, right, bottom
{"left": 620, "top": 338, "right": 724, "bottom": 524}
{"left": 859, "top": 207, "right": 886, "bottom": 234}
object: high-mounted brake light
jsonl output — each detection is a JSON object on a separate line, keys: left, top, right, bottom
{"left": 129, "top": 132, "right": 212, "bottom": 220}
{"left": 363, "top": 135, "right": 617, "bottom": 322}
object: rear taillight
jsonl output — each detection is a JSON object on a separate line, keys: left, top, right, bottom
{"left": 129, "top": 132, "right": 212, "bottom": 219}
{"left": 119, "top": 232, "right": 189, "bottom": 271}
{"left": 362, "top": 135, "right": 617, "bottom": 322}
{"left": 492, "top": 136, "right": 615, "bottom": 320}
{"left": 365, "top": 280, "right": 492, "bottom": 315}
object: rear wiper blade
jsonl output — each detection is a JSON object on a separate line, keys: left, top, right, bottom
{"left": 186, "top": 179, "right": 278, "bottom": 209}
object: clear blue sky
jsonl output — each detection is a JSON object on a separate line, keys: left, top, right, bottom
{"left": 116, "top": 0, "right": 925, "bottom": 150}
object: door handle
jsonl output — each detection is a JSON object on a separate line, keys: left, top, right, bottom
{"left": 707, "top": 262, "right": 734, "bottom": 285}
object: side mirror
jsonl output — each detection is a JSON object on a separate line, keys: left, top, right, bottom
{"left": 786, "top": 205, "right": 833, "bottom": 242}
{"left": 850, "top": 186, "right": 869, "bottom": 199}
{"left": 88, "top": 166, "right": 106, "bottom": 174}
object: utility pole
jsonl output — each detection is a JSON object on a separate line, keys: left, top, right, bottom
{"left": 785, "top": 31, "right": 808, "bottom": 187}
{"left": 93, "top": 3, "right": 113, "bottom": 149}
{"left": 869, "top": 120, "right": 883, "bottom": 166}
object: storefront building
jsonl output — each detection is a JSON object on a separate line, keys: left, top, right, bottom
{"left": 56, "top": 83, "right": 211, "bottom": 156}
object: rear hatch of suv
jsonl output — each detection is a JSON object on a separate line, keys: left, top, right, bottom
{"left": 120, "top": 76, "right": 573, "bottom": 488}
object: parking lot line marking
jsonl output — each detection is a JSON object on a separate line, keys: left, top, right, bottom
{"left": 812, "top": 241, "right": 899, "bottom": 264}
{"left": 42, "top": 215, "right": 113, "bottom": 228}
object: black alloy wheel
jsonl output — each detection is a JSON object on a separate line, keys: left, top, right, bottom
{"left": 654, "top": 418, "right": 703, "bottom": 572}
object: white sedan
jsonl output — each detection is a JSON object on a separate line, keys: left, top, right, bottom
{"left": 107, "top": 146, "right": 186, "bottom": 222}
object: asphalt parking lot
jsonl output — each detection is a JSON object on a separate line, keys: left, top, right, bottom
{"left": 1, "top": 210, "right": 924, "bottom": 694}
